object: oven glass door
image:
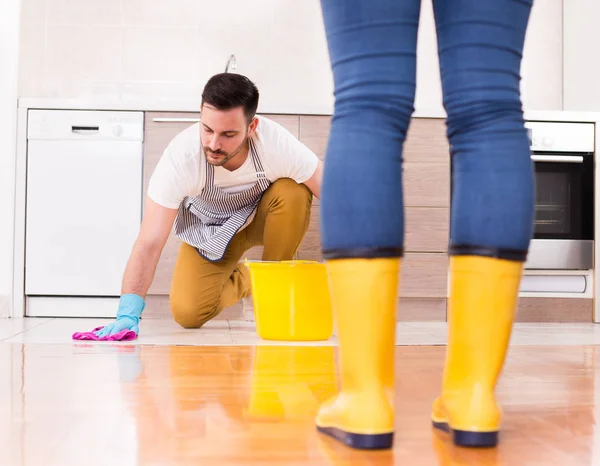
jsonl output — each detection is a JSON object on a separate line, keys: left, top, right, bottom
{"left": 532, "top": 153, "right": 593, "bottom": 241}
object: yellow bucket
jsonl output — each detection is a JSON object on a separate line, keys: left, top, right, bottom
{"left": 244, "top": 260, "right": 334, "bottom": 341}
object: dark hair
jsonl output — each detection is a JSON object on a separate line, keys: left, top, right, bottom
{"left": 201, "top": 73, "right": 259, "bottom": 124}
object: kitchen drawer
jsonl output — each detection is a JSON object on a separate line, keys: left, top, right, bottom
{"left": 404, "top": 162, "right": 450, "bottom": 207}
{"left": 144, "top": 112, "right": 199, "bottom": 295}
{"left": 143, "top": 112, "right": 200, "bottom": 203}
{"left": 298, "top": 115, "right": 331, "bottom": 160}
{"left": 297, "top": 116, "right": 449, "bottom": 164}
{"left": 404, "top": 118, "right": 449, "bottom": 163}
{"left": 405, "top": 207, "right": 449, "bottom": 252}
{"left": 264, "top": 114, "right": 300, "bottom": 138}
{"left": 297, "top": 199, "right": 322, "bottom": 261}
{"left": 400, "top": 253, "right": 448, "bottom": 298}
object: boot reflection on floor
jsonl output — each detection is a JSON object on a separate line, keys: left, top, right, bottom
{"left": 432, "top": 430, "right": 503, "bottom": 466}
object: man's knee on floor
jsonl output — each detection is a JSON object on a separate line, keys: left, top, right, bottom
{"left": 170, "top": 300, "right": 218, "bottom": 329}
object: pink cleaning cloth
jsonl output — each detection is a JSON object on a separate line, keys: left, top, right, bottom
{"left": 72, "top": 326, "right": 138, "bottom": 341}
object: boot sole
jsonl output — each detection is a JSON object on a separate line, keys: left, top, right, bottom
{"left": 317, "top": 426, "right": 394, "bottom": 450}
{"left": 432, "top": 420, "right": 498, "bottom": 448}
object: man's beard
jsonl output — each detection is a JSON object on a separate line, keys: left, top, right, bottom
{"left": 204, "top": 137, "right": 248, "bottom": 167}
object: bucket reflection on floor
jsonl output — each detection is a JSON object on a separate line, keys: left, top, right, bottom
{"left": 244, "top": 346, "right": 338, "bottom": 421}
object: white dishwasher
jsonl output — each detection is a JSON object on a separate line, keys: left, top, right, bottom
{"left": 25, "top": 110, "right": 144, "bottom": 317}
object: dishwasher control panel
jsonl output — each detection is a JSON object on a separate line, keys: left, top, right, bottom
{"left": 27, "top": 109, "right": 144, "bottom": 141}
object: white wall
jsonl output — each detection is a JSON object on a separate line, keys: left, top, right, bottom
{"left": 18, "top": 0, "right": 563, "bottom": 114}
{"left": 17, "top": 0, "right": 333, "bottom": 114}
{"left": 563, "top": 0, "right": 600, "bottom": 111}
{"left": 0, "top": 0, "right": 21, "bottom": 317}
{"left": 415, "top": 0, "right": 563, "bottom": 114}
{"left": 520, "top": 0, "right": 564, "bottom": 111}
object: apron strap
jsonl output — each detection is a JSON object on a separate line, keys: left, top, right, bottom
{"left": 249, "top": 138, "right": 266, "bottom": 175}
{"left": 205, "top": 160, "right": 215, "bottom": 187}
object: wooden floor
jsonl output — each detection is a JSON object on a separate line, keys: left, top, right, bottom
{"left": 1, "top": 343, "right": 599, "bottom": 465}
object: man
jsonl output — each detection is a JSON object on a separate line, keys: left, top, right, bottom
{"left": 96, "top": 73, "right": 322, "bottom": 337}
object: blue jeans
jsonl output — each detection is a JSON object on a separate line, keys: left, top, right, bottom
{"left": 319, "top": 0, "right": 535, "bottom": 261}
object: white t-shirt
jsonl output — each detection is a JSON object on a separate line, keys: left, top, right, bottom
{"left": 148, "top": 115, "right": 319, "bottom": 210}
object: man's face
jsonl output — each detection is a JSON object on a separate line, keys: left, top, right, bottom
{"left": 200, "top": 104, "right": 255, "bottom": 167}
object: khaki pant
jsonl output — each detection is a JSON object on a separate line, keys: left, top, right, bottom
{"left": 170, "top": 178, "right": 313, "bottom": 328}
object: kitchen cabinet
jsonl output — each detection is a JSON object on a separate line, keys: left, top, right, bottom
{"left": 143, "top": 112, "right": 595, "bottom": 324}
{"left": 143, "top": 112, "right": 196, "bottom": 296}
{"left": 143, "top": 112, "right": 450, "bottom": 320}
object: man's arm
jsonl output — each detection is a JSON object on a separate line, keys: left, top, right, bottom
{"left": 302, "top": 159, "right": 324, "bottom": 199}
{"left": 121, "top": 196, "right": 178, "bottom": 298}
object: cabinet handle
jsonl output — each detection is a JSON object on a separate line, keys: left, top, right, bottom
{"left": 152, "top": 118, "right": 200, "bottom": 123}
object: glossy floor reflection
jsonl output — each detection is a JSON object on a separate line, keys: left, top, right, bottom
{"left": 0, "top": 343, "right": 599, "bottom": 465}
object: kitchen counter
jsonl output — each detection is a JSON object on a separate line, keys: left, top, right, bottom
{"left": 17, "top": 96, "right": 447, "bottom": 117}
{"left": 17, "top": 97, "right": 600, "bottom": 124}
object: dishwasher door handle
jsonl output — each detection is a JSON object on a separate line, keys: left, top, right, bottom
{"left": 71, "top": 126, "right": 100, "bottom": 133}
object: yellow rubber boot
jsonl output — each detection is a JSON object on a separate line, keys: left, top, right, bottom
{"left": 316, "top": 257, "right": 400, "bottom": 450}
{"left": 432, "top": 255, "right": 523, "bottom": 447}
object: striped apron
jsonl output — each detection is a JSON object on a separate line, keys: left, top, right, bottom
{"left": 174, "top": 139, "right": 271, "bottom": 262}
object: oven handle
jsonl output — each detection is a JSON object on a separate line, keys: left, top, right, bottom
{"left": 531, "top": 154, "right": 584, "bottom": 164}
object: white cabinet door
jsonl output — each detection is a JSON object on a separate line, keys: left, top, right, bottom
{"left": 25, "top": 140, "right": 142, "bottom": 296}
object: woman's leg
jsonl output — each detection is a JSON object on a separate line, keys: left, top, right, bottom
{"left": 317, "top": 0, "right": 421, "bottom": 450}
{"left": 431, "top": 0, "right": 535, "bottom": 447}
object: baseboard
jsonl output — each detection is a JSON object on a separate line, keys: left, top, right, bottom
{"left": 143, "top": 294, "right": 593, "bottom": 324}
{"left": 0, "top": 294, "right": 10, "bottom": 318}
{"left": 26, "top": 296, "right": 119, "bottom": 318}
{"left": 516, "top": 297, "right": 593, "bottom": 323}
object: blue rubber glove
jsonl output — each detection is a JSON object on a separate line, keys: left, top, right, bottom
{"left": 95, "top": 294, "right": 145, "bottom": 338}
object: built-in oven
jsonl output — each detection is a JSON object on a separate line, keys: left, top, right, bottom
{"left": 525, "top": 121, "right": 595, "bottom": 270}
{"left": 449, "top": 121, "right": 595, "bottom": 271}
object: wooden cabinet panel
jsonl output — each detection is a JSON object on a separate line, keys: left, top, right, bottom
{"left": 400, "top": 253, "right": 448, "bottom": 298}
{"left": 399, "top": 298, "right": 447, "bottom": 321}
{"left": 151, "top": 236, "right": 181, "bottom": 295}
{"left": 143, "top": 112, "right": 199, "bottom": 294}
{"left": 298, "top": 116, "right": 450, "bottom": 164}
{"left": 297, "top": 204, "right": 450, "bottom": 260}
{"left": 404, "top": 118, "right": 449, "bottom": 163}
{"left": 143, "top": 112, "right": 200, "bottom": 202}
{"left": 298, "top": 116, "right": 450, "bottom": 208}
{"left": 298, "top": 115, "right": 331, "bottom": 160}
{"left": 297, "top": 200, "right": 322, "bottom": 261}
{"left": 516, "top": 298, "right": 593, "bottom": 323}
{"left": 298, "top": 211, "right": 448, "bottom": 298}
{"left": 265, "top": 114, "right": 300, "bottom": 138}
{"left": 144, "top": 112, "right": 449, "bottom": 298}
{"left": 405, "top": 207, "right": 449, "bottom": 252}
{"left": 404, "top": 162, "right": 450, "bottom": 207}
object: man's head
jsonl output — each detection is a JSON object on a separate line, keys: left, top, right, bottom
{"left": 200, "top": 73, "right": 260, "bottom": 167}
